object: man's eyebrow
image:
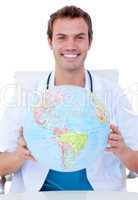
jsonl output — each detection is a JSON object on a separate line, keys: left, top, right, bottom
{"left": 76, "top": 33, "right": 87, "bottom": 36}
{"left": 55, "top": 33, "right": 66, "bottom": 36}
{"left": 55, "top": 33, "right": 87, "bottom": 37}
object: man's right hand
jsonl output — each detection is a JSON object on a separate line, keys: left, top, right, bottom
{"left": 14, "top": 127, "right": 36, "bottom": 163}
{"left": 0, "top": 127, "right": 36, "bottom": 176}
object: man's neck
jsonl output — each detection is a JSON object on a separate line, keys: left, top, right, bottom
{"left": 54, "top": 68, "right": 85, "bottom": 87}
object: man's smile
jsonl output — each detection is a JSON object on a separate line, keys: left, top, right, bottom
{"left": 61, "top": 53, "right": 81, "bottom": 60}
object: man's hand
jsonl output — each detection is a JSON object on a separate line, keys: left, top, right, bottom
{"left": 0, "top": 127, "right": 36, "bottom": 176}
{"left": 106, "top": 124, "right": 138, "bottom": 172}
{"left": 14, "top": 127, "right": 36, "bottom": 162}
{"left": 106, "top": 124, "right": 128, "bottom": 156}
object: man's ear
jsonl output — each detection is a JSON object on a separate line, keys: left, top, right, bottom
{"left": 48, "top": 37, "right": 53, "bottom": 50}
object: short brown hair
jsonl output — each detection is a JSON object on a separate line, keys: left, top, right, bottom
{"left": 47, "top": 5, "right": 93, "bottom": 43}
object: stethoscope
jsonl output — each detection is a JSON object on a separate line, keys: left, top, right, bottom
{"left": 46, "top": 70, "right": 93, "bottom": 92}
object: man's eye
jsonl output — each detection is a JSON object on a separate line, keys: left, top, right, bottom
{"left": 77, "top": 36, "right": 84, "bottom": 40}
{"left": 57, "top": 37, "right": 65, "bottom": 40}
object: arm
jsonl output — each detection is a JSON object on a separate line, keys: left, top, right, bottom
{"left": 0, "top": 151, "right": 24, "bottom": 176}
{"left": 0, "top": 127, "right": 35, "bottom": 176}
{"left": 107, "top": 124, "right": 138, "bottom": 172}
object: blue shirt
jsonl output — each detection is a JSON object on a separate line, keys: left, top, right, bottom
{"left": 40, "top": 168, "right": 93, "bottom": 191}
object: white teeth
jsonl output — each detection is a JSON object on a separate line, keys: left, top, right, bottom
{"left": 63, "top": 54, "right": 78, "bottom": 58}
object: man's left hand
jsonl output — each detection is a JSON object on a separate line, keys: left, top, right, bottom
{"left": 106, "top": 124, "right": 128, "bottom": 156}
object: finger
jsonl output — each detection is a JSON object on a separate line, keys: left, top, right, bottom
{"left": 18, "top": 136, "right": 27, "bottom": 147}
{"left": 106, "top": 147, "right": 117, "bottom": 154}
{"left": 22, "top": 147, "right": 36, "bottom": 160}
{"left": 108, "top": 140, "right": 119, "bottom": 147}
{"left": 28, "top": 155, "right": 37, "bottom": 161}
{"left": 18, "top": 126, "right": 23, "bottom": 137}
{"left": 24, "top": 151, "right": 36, "bottom": 161}
{"left": 20, "top": 147, "right": 36, "bottom": 161}
{"left": 109, "top": 133, "right": 122, "bottom": 141}
{"left": 110, "top": 124, "right": 121, "bottom": 135}
{"left": 110, "top": 124, "right": 118, "bottom": 132}
{"left": 19, "top": 146, "right": 30, "bottom": 155}
{"left": 24, "top": 154, "right": 36, "bottom": 161}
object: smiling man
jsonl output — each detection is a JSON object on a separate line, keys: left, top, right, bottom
{"left": 48, "top": 10, "right": 92, "bottom": 87}
{"left": 49, "top": 17, "right": 90, "bottom": 70}
{"left": 0, "top": 5, "right": 138, "bottom": 193}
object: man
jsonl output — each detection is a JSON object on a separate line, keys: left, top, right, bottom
{"left": 0, "top": 5, "right": 138, "bottom": 192}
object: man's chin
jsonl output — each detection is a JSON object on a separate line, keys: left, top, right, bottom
{"left": 60, "top": 64, "right": 83, "bottom": 71}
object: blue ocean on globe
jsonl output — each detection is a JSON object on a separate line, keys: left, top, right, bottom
{"left": 23, "top": 85, "right": 110, "bottom": 172}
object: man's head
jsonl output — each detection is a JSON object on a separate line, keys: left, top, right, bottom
{"left": 47, "top": 5, "right": 93, "bottom": 44}
{"left": 47, "top": 5, "right": 93, "bottom": 72}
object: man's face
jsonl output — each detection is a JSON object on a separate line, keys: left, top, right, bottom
{"left": 48, "top": 17, "right": 91, "bottom": 71}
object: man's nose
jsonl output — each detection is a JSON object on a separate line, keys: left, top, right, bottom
{"left": 65, "top": 38, "right": 77, "bottom": 50}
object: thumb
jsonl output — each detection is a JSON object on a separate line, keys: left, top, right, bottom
{"left": 18, "top": 127, "right": 27, "bottom": 147}
{"left": 19, "top": 126, "right": 23, "bottom": 137}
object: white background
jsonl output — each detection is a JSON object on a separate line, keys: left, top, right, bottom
{"left": 0, "top": 0, "right": 138, "bottom": 85}
{"left": 0, "top": 0, "right": 138, "bottom": 114}
{"left": 0, "top": 0, "right": 138, "bottom": 192}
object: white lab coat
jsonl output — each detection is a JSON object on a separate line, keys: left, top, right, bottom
{"left": 0, "top": 70, "right": 138, "bottom": 192}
